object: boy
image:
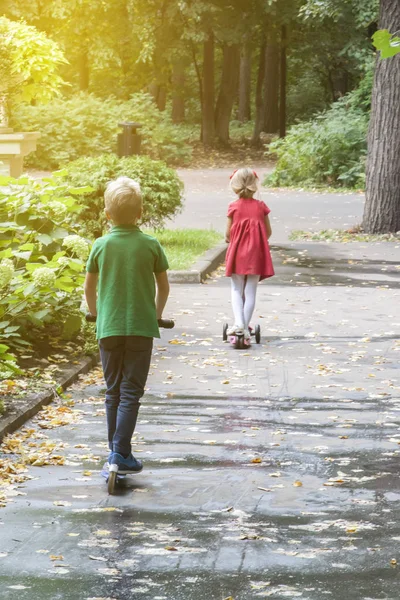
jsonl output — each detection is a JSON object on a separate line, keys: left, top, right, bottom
{"left": 84, "top": 176, "right": 170, "bottom": 474}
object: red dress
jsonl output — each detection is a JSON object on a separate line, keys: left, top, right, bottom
{"left": 225, "top": 198, "right": 274, "bottom": 281}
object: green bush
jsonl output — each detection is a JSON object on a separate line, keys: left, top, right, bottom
{"left": 266, "top": 73, "right": 372, "bottom": 189}
{"left": 64, "top": 154, "right": 184, "bottom": 237}
{"left": 10, "top": 92, "right": 192, "bottom": 170}
{"left": 0, "top": 173, "right": 90, "bottom": 376}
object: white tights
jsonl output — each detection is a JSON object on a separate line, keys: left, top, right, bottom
{"left": 231, "top": 274, "right": 260, "bottom": 329}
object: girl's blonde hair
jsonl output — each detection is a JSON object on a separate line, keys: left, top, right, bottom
{"left": 230, "top": 168, "right": 258, "bottom": 198}
{"left": 104, "top": 176, "right": 142, "bottom": 224}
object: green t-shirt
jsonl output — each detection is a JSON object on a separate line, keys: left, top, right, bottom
{"left": 86, "top": 225, "right": 169, "bottom": 340}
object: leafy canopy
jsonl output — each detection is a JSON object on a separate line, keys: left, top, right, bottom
{"left": 0, "top": 16, "right": 66, "bottom": 106}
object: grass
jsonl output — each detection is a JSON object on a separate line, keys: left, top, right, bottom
{"left": 290, "top": 229, "right": 400, "bottom": 243}
{"left": 145, "top": 228, "right": 223, "bottom": 270}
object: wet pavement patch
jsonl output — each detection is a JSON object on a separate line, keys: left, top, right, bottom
{"left": 1, "top": 379, "right": 400, "bottom": 599}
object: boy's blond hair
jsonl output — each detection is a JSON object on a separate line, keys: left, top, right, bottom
{"left": 104, "top": 176, "right": 142, "bottom": 224}
{"left": 230, "top": 168, "right": 258, "bottom": 198}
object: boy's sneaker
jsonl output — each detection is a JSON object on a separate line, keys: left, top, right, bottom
{"left": 110, "top": 452, "right": 143, "bottom": 474}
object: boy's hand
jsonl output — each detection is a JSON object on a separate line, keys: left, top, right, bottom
{"left": 155, "top": 271, "right": 169, "bottom": 319}
{"left": 84, "top": 272, "right": 98, "bottom": 317}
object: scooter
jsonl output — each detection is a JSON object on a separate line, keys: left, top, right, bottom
{"left": 222, "top": 323, "right": 261, "bottom": 350}
{"left": 85, "top": 313, "right": 175, "bottom": 494}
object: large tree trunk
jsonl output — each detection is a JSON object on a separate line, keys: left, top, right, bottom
{"left": 263, "top": 28, "right": 280, "bottom": 134}
{"left": 172, "top": 62, "right": 185, "bottom": 123}
{"left": 363, "top": 0, "right": 400, "bottom": 233}
{"left": 238, "top": 38, "right": 252, "bottom": 122}
{"left": 251, "top": 37, "right": 266, "bottom": 145}
{"left": 215, "top": 44, "right": 240, "bottom": 144}
{"left": 202, "top": 30, "right": 215, "bottom": 146}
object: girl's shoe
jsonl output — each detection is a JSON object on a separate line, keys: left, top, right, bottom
{"left": 227, "top": 324, "right": 244, "bottom": 335}
{"left": 244, "top": 328, "right": 251, "bottom": 341}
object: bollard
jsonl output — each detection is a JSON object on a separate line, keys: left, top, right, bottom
{"left": 117, "top": 122, "right": 143, "bottom": 157}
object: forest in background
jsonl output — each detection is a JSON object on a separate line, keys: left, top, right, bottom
{"left": 2, "top": 0, "right": 378, "bottom": 147}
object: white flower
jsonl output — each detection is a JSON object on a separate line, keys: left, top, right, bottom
{"left": 32, "top": 267, "right": 56, "bottom": 288}
{"left": 57, "top": 256, "right": 70, "bottom": 267}
{"left": 48, "top": 201, "right": 67, "bottom": 219}
{"left": 63, "top": 235, "right": 89, "bottom": 260}
{"left": 0, "top": 258, "right": 14, "bottom": 289}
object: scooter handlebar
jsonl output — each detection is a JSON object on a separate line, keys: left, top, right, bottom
{"left": 85, "top": 313, "right": 175, "bottom": 329}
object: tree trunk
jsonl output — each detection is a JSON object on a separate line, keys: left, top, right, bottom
{"left": 202, "top": 30, "right": 215, "bottom": 146}
{"left": 279, "top": 25, "right": 287, "bottom": 138}
{"left": 263, "top": 28, "right": 280, "bottom": 134}
{"left": 172, "top": 63, "right": 185, "bottom": 123}
{"left": 149, "top": 83, "right": 167, "bottom": 111}
{"left": 215, "top": 44, "right": 240, "bottom": 144}
{"left": 363, "top": 0, "right": 400, "bottom": 234}
{"left": 251, "top": 37, "right": 266, "bottom": 145}
{"left": 238, "top": 38, "right": 252, "bottom": 122}
{"left": 79, "top": 49, "right": 89, "bottom": 91}
{"left": 157, "top": 86, "right": 167, "bottom": 111}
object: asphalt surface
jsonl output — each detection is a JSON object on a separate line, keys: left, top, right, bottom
{"left": 174, "top": 168, "right": 365, "bottom": 243}
{"left": 1, "top": 171, "right": 400, "bottom": 599}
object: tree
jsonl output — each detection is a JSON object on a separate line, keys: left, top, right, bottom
{"left": 0, "top": 17, "right": 66, "bottom": 126}
{"left": 363, "top": 12, "right": 400, "bottom": 233}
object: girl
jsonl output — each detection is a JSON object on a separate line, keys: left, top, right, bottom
{"left": 225, "top": 168, "right": 274, "bottom": 340}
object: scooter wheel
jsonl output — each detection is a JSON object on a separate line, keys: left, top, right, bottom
{"left": 255, "top": 324, "right": 261, "bottom": 344}
{"left": 107, "top": 470, "right": 117, "bottom": 495}
{"left": 223, "top": 323, "right": 228, "bottom": 341}
{"left": 235, "top": 335, "right": 245, "bottom": 350}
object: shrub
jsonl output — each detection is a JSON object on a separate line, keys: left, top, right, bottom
{"left": 64, "top": 154, "right": 184, "bottom": 237}
{"left": 266, "top": 73, "right": 372, "bottom": 189}
{"left": 10, "top": 92, "right": 192, "bottom": 169}
{"left": 0, "top": 174, "right": 90, "bottom": 375}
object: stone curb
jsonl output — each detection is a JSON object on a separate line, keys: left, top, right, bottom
{"left": 0, "top": 354, "right": 98, "bottom": 442}
{"left": 168, "top": 242, "right": 228, "bottom": 283}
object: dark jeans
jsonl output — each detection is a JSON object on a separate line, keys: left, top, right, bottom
{"left": 99, "top": 336, "right": 153, "bottom": 456}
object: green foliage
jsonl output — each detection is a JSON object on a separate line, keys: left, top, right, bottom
{"left": 0, "top": 174, "right": 90, "bottom": 376}
{"left": 64, "top": 154, "right": 184, "bottom": 237}
{"left": 0, "top": 17, "right": 66, "bottom": 110}
{"left": 266, "top": 74, "right": 372, "bottom": 189}
{"left": 144, "top": 228, "right": 222, "bottom": 270}
{"left": 11, "top": 93, "right": 192, "bottom": 170}
{"left": 373, "top": 30, "right": 400, "bottom": 59}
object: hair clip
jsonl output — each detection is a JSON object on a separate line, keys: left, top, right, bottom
{"left": 230, "top": 169, "right": 238, "bottom": 180}
{"left": 253, "top": 171, "right": 259, "bottom": 179}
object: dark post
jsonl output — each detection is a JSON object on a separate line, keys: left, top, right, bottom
{"left": 117, "top": 122, "right": 143, "bottom": 157}
{"left": 279, "top": 25, "right": 287, "bottom": 138}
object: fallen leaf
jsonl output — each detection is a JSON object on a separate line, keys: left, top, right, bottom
{"left": 49, "top": 555, "right": 64, "bottom": 561}
{"left": 293, "top": 481, "right": 303, "bottom": 487}
{"left": 165, "top": 546, "right": 178, "bottom": 551}
{"left": 251, "top": 457, "right": 262, "bottom": 464}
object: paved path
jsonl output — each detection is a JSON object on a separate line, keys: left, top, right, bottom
{"left": 2, "top": 168, "right": 400, "bottom": 599}
{"left": 1, "top": 242, "right": 400, "bottom": 599}
{"left": 174, "top": 168, "right": 365, "bottom": 243}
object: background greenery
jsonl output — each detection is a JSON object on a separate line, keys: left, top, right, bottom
{"left": 3, "top": 0, "right": 380, "bottom": 190}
